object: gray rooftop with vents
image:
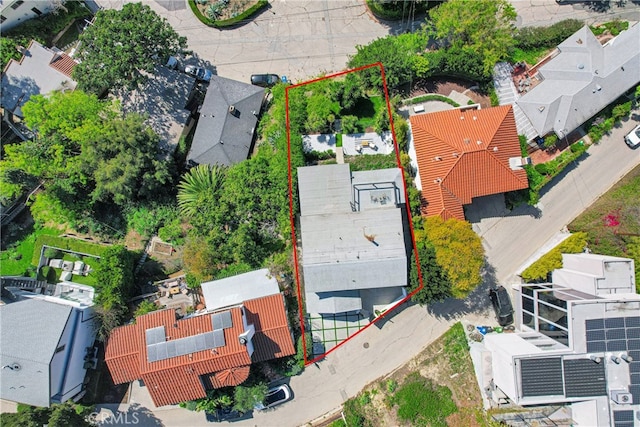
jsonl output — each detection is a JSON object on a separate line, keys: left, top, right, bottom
{"left": 517, "top": 24, "right": 640, "bottom": 138}
{"left": 188, "top": 75, "right": 265, "bottom": 166}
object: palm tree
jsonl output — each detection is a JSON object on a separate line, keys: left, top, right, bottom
{"left": 177, "top": 164, "right": 225, "bottom": 218}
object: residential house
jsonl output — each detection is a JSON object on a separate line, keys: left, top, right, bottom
{"left": 1, "top": 40, "right": 78, "bottom": 120}
{"left": 517, "top": 23, "right": 640, "bottom": 139}
{"left": 201, "top": 268, "right": 280, "bottom": 312}
{"left": 0, "top": 0, "right": 60, "bottom": 31}
{"left": 479, "top": 253, "right": 639, "bottom": 426}
{"left": 187, "top": 75, "right": 265, "bottom": 167}
{"left": 298, "top": 164, "right": 409, "bottom": 316}
{"left": 410, "top": 105, "right": 529, "bottom": 221}
{"left": 104, "top": 293, "right": 295, "bottom": 407}
{"left": 0, "top": 283, "right": 97, "bottom": 407}
{"left": 113, "top": 65, "right": 197, "bottom": 156}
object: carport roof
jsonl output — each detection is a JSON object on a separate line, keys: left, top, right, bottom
{"left": 410, "top": 105, "right": 528, "bottom": 220}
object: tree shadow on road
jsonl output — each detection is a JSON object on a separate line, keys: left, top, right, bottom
{"left": 424, "top": 260, "right": 501, "bottom": 321}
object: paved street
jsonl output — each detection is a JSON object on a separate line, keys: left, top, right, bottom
{"left": 477, "top": 113, "right": 640, "bottom": 285}
{"left": 93, "top": 0, "right": 640, "bottom": 85}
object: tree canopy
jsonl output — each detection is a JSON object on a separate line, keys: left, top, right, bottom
{"left": 428, "top": 0, "right": 517, "bottom": 75}
{"left": 73, "top": 2, "right": 187, "bottom": 93}
{"left": 1, "top": 90, "right": 173, "bottom": 232}
{"left": 408, "top": 240, "right": 452, "bottom": 304}
{"left": 417, "top": 217, "right": 485, "bottom": 298}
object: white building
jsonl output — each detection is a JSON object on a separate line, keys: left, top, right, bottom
{"left": 0, "top": 0, "right": 61, "bottom": 31}
{"left": 0, "top": 283, "right": 97, "bottom": 407}
{"left": 481, "top": 253, "right": 639, "bottom": 426}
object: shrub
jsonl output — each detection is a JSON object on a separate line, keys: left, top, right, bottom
{"left": 543, "top": 134, "right": 558, "bottom": 149}
{"left": 341, "top": 115, "right": 359, "bottom": 134}
{"left": 514, "top": 19, "right": 583, "bottom": 50}
{"left": 392, "top": 373, "right": 457, "bottom": 427}
{"left": 44, "top": 248, "right": 62, "bottom": 259}
{"left": 403, "top": 94, "right": 460, "bottom": 108}
{"left": 534, "top": 163, "right": 550, "bottom": 176}
{"left": 570, "top": 141, "right": 587, "bottom": 154}
{"left": 521, "top": 232, "right": 588, "bottom": 282}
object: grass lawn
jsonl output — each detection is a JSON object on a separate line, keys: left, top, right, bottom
{"left": 569, "top": 164, "right": 640, "bottom": 290}
{"left": 345, "top": 153, "right": 398, "bottom": 172}
{"left": 510, "top": 46, "right": 553, "bottom": 66}
{"left": 0, "top": 227, "right": 61, "bottom": 277}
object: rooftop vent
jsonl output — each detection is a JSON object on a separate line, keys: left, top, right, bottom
{"left": 577, "top": 38, "right": 583, "bottom": 45}
{"left": 464, "top": 138, "right": 470, "bottom": 144}
{"left": 434, "top": 156, "right": 442, "bottom": 161}
{"left": 538, "top": 106, "right": 545, "bottom": 112}
{"left": 229, "top": 105, "right": 236, "bottom": 114}
{"left": 434, "top": 177, "right": 442, "bottom": 183}
{"left": 473, "top": 116, "right": 477, "bottom": 121}
{"left": 611, "top": 390, "right": 632, "bottom": 405}
{"left": 477, "top": 140, "right": 483, "bottom": 145}
{"left": 493, "top": 146, "right": 498, "bottom": 152}
{"left": 578, "top": 64, "right": 584, "bottom": 70}
{"left": 452, "top": 152, "right": 459, "bottom": 158}
{"left": 460, "top": 116, "right": 465, "bottom": 120}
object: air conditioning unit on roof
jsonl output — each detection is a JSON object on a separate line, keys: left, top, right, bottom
{"left": 611, "top": 390, "right": 632, "bottom": 405}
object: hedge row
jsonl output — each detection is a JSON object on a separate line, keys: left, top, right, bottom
{"left": 188, "top": 0, "right": 268, "bottom": 28}
{"left": 514, "top": 19, "right": 584, "bottom": 50}
{"left": 403, "top": 94, "right": 460, "bottom": 108}
{"left": 521, "top": 232, "right": 589, "bottom": 282}
{"left": 32, "top": 235, "right": 109, "bottom": 266}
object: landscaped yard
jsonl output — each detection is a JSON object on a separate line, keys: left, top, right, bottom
{"left": 569, "top": 164, "right": 640, "bottom": 290}
{"left": 0, "top": 226, "right": 61, "bottom": 277}
{"left": 331, "top": 322, "right": 498, "bottom": 427}
{"left": 342, "top": 95, "right": 385, "bottom": 133}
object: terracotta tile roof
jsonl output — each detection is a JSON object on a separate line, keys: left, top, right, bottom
{"left": 104, "top": 294, "right": 294, "bottom": 407}
{"left": 244, "top": 294, "right": 296, "bottom": 362}
{"left": 410, "top": 106, "right": 529, "bottom": 220}
{"left": 48, "top": 53, "right": 77, "bottom": 78}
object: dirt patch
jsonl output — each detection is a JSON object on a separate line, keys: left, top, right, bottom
{"left": 124, "top": 229, "right": 146, "bottom": 252}
{"left": 409, "top": 78, "right": 491, "bottom": 108}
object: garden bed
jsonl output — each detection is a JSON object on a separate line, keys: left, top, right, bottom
{"left": 407, "top": 78, "right": 491, "bottom": 108}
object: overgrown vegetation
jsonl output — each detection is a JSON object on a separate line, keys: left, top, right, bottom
{"left": 0, "top": 402, "right": 93, "bottom": 427}
{"left": 521, "top": 232, "right": 589, "bottom": 282}
{"left": 415, "top": 217, "right": 485, "bottom": 298}
{"left": 392, "top": 373, "right": 457, "bottom": 427}
{"left": 0, "top": 0, "right": 91, "bottom": 70}
{"left": 569, "top": 165, "right": 640, "bottom": 291}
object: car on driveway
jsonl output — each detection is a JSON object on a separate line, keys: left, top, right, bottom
{"left": 205, "top": 407, "right": 244, "bottom": 422}
{"left": 185, "top": 65, "right": 213, "bottom": 82}
{"left": 489, "top": 286, "right": 514, "bottom": 326}
{"left": 254, "top": 384, "right": 292, "bottom": 411}
{"left": 250, "top": 74, "right": 280, "bottom": 88}
{"left": 624, "top": 124, "right": 640, "bottom": 148}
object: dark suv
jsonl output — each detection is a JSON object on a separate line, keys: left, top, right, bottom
{"left": 489, "top": 286, "right": 514, "bottom": 326}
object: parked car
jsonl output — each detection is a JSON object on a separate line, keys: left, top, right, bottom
{"left": 185, "top": 65, "right": 213, "bottom": 82}
{"left": 205, "top": 407, "right": 244, "bottom": 422}
{"left": 250, "top": 74, "right": 280, "bottom": 88}
{"left": 624, "top": 124, "right": 640, "bottom": 148}
{"left": 489, "top": 286, "right": 514, "bottom": 326}
{"left": 254, "top": 384, "right": 292, "bottom": 411}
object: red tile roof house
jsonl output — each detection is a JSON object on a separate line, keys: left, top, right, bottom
{"left": 410, "top": 105, "right": 529, "bottom": 220}
{"left": 104, "top": 294, "right": 295, "bottom": 407}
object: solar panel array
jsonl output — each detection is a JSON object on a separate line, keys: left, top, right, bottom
{"left": 145, "top": 311, "right": 234, "bottom": 363}
{"left": 585, "top": 316, "right": 640, "bottom": 404}
{"left": 563, "top": 358, "right": 606, "bottom": 398}
{"left": 613, "top": 410, "right": 634, "bottom": 427}
{"left": 520, "top": 357, "right": 564, "bottom": 397}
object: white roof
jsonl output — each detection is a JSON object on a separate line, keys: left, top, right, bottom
{"left": 201, "top": 268, "right": 279, "bottom": 311}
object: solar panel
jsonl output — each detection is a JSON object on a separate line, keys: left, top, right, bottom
{"left": 145, "top": 326, "right": 165, "bottom": 345}
{"left": 631, "top": 373, "right": 640, "bottom": 385}
{"left": 563, "top": 359, "right": 606, "bottom": 398}
{"left": 147, "top": 344, "right": 158, "bottom": 363}
{"left": 629, "top": 385, "right": 640, "bottom": 404}
{"left": 156, "top": 342, "right": 168, "bottom": 360}
{"left": 204, "top": 332, "right": 215, "bottom": 348}
{"left": 213, "top": 329, "right": 225, "bottom": 348}
{"left": 211, "top": 311, "right": 233, "bottom": 330}
{"left": 586, "top": 330, "right": 605, "bottom": 341}
{"left": 606, "top": 329, "right": 627, "bottom": 340}
{"left": 628, "top": 328, "right": 640, "bottom": 339}
{"left": 166, "top": 340, "right": 177, "bottom": 358}
{"left": 587, "top": 341, "right": 606, "bottom": 353}
{"left": 195, "top": 334, "right": 207, "bottom": 351}
{"left": 607, "top": 340, "right": 628, "bottom": 352}
{"left": 628, "top": 339, "right": 640, "bottom": 350}
{"left": 630, "top": 362, "right": 640, "bottom": 374}
{"left": 605, "top": 317, "right": 625, "bottom": 328}
{"left": 625, "top": 317, "right": 640, "bottom": 327}
{"left": 613, "top": 410, "right": 634, "bottom": 427}
{"left": 585, "top": 318, "right": 604, "bottom": 330}
{"left": 520, "top": 358, "right": 564, "bottom": 397}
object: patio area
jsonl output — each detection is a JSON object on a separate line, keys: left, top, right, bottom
{"left": 341, "top": 131, "right": 394, "bottom": 156}
{"left": 307, "top": 312, "right": 370, "bottom": 359}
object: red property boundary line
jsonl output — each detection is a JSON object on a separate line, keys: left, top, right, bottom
{"left": 285, "top": 62, "right": 425, "bottom": 365}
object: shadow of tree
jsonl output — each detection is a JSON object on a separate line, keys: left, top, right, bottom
{"left": 424, "top": 260, "right": 498, "bottom": 321}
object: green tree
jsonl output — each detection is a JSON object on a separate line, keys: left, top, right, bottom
{"left": 94, "top": 245, "right": 135, "bottom": 311}
{"left": 428, "top": 0, "right": 517, "bottom": 75}
{"left": 177, "top": 164, "right": 226, "bottom": 218}
{"left": 348, "top": 31, "right": 428, "bottom": 91}
{"left": 408, "top": 241, "right": 452, "bottom": 304}
{"left": 48, "top": 402, "right": 91, "bottom": 427}
{"left": 233, "top": 383, "right": 268, "bottom": 412}
{"left": 340, "top": 115, "right": 359, "bottom": 134}
{"left": 134, "top": 300, "right": 160, "bottom": 318}
{"left": 420, "top": 217, "right": 484, "bottom": 298}
{"left": 74, "top": 2, "right": 187, "bottom": 93}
